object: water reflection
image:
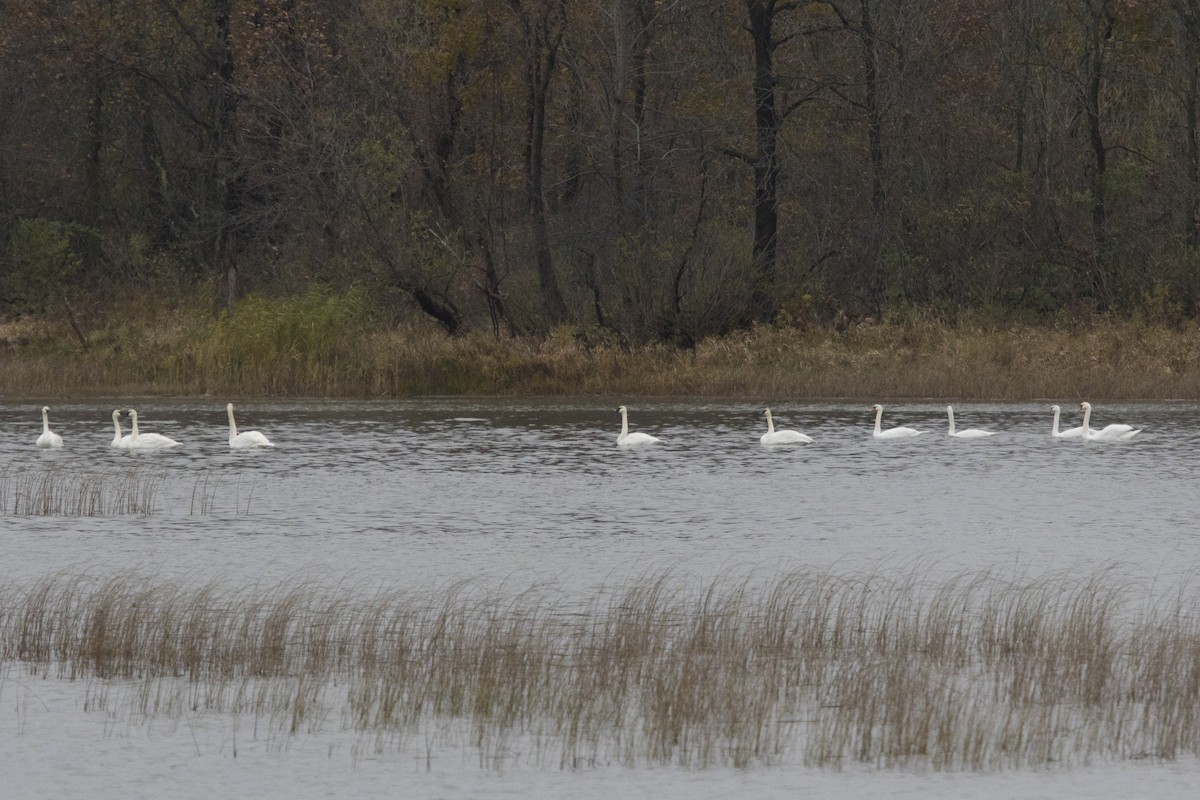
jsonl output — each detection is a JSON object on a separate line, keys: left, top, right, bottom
{"left": 0, "top": 399, "right": 1196, "bottom": 592}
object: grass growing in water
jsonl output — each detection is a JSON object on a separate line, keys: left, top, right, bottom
{"left": 0, "top": 466, "right": 162, "bottom": 516}
{"left": 4, "top": 569, "right": 1200, "bottom": 769}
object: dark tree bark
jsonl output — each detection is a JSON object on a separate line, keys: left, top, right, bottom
{"left": 744, "top": 0, "right": 793, "bottom": 325}
{"left": 509, "top": 0, "right": 570, "bottom": 328}
{"left": 1171, "top": 0, "right": 1200, "bottom": 246}
{"left": 1074, "top": 0, "right": 1114, "bottom": 304}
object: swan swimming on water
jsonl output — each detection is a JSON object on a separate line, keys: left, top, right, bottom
{"left": 946, "top": 405, "right": 996, "bottom": 438}
{"left": 871, "top": 404, "right": 922, "bottom": 439}
{"left": 126, "top": 409, "right": 180, "bottom": 450}
{"left": 227, "top": 402, "right": 274, "bottom": 448}
{"left": 36, "top": 406, "right": 63, "bottom": 449}
{"left": 1050, "top": 405, "right": 1085, "bottom": 439}
{"left": 617, "top": 405, "right": 662, "bottom": 447}
{"left": 110, "top": 409, "right": 132, "bottom": 449}
{"left": 1078, "top": 401, "right": 1141, "bottom": 441}
{"left": 760, "top": 408, "right": 813, "bottom": 444}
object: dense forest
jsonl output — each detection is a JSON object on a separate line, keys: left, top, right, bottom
{"left": 3, "top": 0, "right": 1200, "bottom": 345}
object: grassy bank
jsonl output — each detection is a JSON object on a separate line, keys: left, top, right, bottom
{"left": 3, "top": 291, "right": 1200, "bottom": 399}
{"left": 4, "top": 569, "right": 1200, "bottom": 769}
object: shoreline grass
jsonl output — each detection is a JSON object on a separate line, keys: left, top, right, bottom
{"left": 5, "top": 568, "right": 1200, "bottom": 769}
{"left": 4, "top": 295, "right": 1200, "bottom": 399}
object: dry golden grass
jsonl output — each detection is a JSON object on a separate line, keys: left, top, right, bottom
{"left": 4, "top": 295, "right": 1200, "bottom": 398}
{"left": 4, "top": 569, "right": 1200, "bottom": 769}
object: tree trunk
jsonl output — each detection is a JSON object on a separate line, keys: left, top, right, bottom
{"left": 745, "top": 0, "right": 782, "bottom": 324}
{"left": 859, "top": 1, "right": 886, "bottom": 217}
{"left": 1173, "top": 0, "right": 1200, "bottom": 245}
{"left": 513, "top": 0, "right": 569, "bottom": 328}
{"left": 1080, "top": 0, "right": 1113, "bottom": 303}
{"left": 210, "top": 0, "right": 242, "bottom": 285}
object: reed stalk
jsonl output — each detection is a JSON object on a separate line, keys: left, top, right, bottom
{"left": 3, "top": 569, "right": 1200, "bottom": 769}
{"left": 0, "top": 465, "right": 162, "bottom": 516}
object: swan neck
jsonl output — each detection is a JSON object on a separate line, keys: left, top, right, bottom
{"left": 1052, "top": 407, "right": 1060, "bottom": 435}
{"left": 1081, "top": 405, "right": 1091, "bottom": 437}
{"left": 766, "top": 411, "right": 775, "bottom": 434}
{"left": 42, "top": 409, "right": 50, "bottom": 433}
{"left": 620, "top": 409, "right": 628, "bottom": 438}
{"left": 873, "top": 407, "right": 882, "bottom": 434}
{"left": 947, "top": 407, "right": 955, "bottom": 435}
{"left": 130, "top": 412, "right": 139, "bottom": 438}
{"left": 227, "top": 406, "right": 237, "bottom": 438}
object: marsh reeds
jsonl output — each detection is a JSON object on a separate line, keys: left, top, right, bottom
{"left": 0, "top": 465, "right": 162, "bottom": 516}
{"left": 4, "top": 569, "right": 1200, "bottom": 769}
{"left": 5, "top": 294, "right": 1200, "bottom": 398}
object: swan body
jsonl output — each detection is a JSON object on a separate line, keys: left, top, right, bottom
{"left": 871, "top": 404, "right": 922, "bottom": 439}
{"left": 617, "top": 405, "right": 662, "bottom": 447}
{"left": 227, "top": 402, "right": 274, "bottom": 448}
{"left": 760, "top": 408, "right": 813, "bottom": 444}
{"left": 110, "top": 409, "right": 132, "bottom": 449}
{"left": 36, "top": 406, "right": 64, "bottom": 448}
{"left": 1079, "top": 402, "right": 1141, "bottom": 441}
{"left": 126, "top": 409, "right": 180, "bottom": 450}
{"left": 1050, "top": 405, "right": 1085, "bottom": 439}
{"left": 946, "top": 405, "right": 996, "bottom": 438}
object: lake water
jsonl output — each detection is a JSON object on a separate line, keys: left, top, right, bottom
{"left": 1, "top": 399, "right": 1197, "bottom": 590}
{"left": 3, "top": 398, "right": 1200, "bottom": 798}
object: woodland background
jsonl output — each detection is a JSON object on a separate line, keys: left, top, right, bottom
{"left": 3, "top": 0, "right": 1200, "bottom": 348}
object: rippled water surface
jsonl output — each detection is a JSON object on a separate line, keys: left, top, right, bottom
{"left": 2, "top": 399, "right": 1198, "bottom": 590}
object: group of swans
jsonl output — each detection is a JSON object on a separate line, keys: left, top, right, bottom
{"left": 38, "top": 403, "right": 273, "bottom": 451}
{"left": 110, "top": 409, "right": 179, "bottom": 450}
{"left": 871, "top": 404, "right": 998, "bottom": 439}
{"left": 1051, "top": 402, "right": 1141, "bottom": 441}
{"left": 617, "top": 402, "right": 1141, "bottom": 447}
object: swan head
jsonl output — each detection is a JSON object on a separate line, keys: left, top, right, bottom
{"left": 617, "top": 405, "right": 627, "bottom": 415}
{"left": 1079, "top": 401, "right": 1092, "bottom": 412}
{"left": 112, "top": 409, "right": 122, "bottom": 420}
{"left": 42, "top": 405, "right": 50, "bottom": 415}
{"left": 1051, "top": 404, "right": 1061, "bottom": 412}
{"left": 227, "top": 402, "right": 234, "bottom": 412}
{"left": 871, "top": 404, "right": 882, "bottom": 412}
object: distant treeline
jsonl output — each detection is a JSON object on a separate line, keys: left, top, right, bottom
{"left": 3, "top": 1, "right": 1200, "bottom": 343}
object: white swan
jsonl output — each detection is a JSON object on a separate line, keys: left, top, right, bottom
{"left": 617, "top": 405, "right": 662, "bottom": 447}
{"left": 110, "top": 409, "right": 132, "bottom": 449}
{"left": 227, "top": 402, "right": 274, "bottom": 448}
{"left": 946, "top": 405, "right": 996, "bottom": 438}
{"left": 1050, "top": 404, "right": 1085, "bottom": 439}
{"left": 871, "top": 404, "right": 922, "bottom": 439}
{"left": 36, "top": 406, "right": 63, "bottom": 448}
{"left": 1079, "top": 401, "right": 1141, "bottom": 441}
{"left": 761, "top": 408, "right": 813, "bottom": 444}
{"left": 126, "top": 409, "right": 180, "bottom": 450}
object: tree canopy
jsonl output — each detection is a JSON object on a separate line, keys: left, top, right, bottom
{"left": 3, "top": 0, "right": 1199, "bottom": 341}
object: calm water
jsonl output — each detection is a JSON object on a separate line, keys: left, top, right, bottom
{"left": 1, "top": 398, "right": 1197, "bottom": 592}
{"left": 6, "top": 398, "right": 1200, "bottom": 798}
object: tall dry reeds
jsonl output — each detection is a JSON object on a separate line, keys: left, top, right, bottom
{"left": 4, "top": 295, "right": 1200, "bottom": 398}
{"left": 0, "top": 465, "right": 162, "bottom": 516}
{"left": 4, "top": 569, "right": 1200, "bottom": 769}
